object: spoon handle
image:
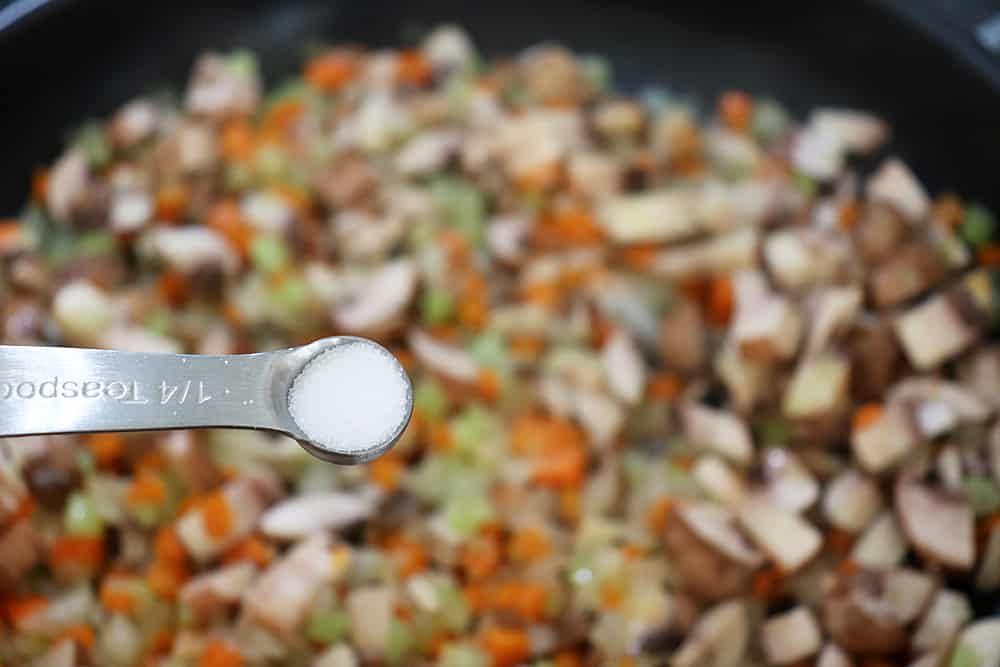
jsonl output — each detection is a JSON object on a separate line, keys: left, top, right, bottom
{"left": 0, "top": 345, "right": 281, "bottom": 438}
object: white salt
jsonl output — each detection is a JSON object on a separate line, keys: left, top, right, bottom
{"left": 288, "top": 340, "right": 410, "bottom": 454}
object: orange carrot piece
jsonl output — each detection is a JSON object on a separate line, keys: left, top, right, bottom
{"left": 647, "top": 373, "right": 682, "bottom": 401}
{"left": 157, "top": 270, "right": 190, "bottom": 308}
{"left": 476, "top": 368, "right": 502, "bottom": 402}
{"left": 220, "top": 119, "right": 255, "bottom": 162}
{"left": 460, "top": 531, "right": 502, "bottom": 582}
{"left": 386, "top": 534, "right": 429, "bottom": 578}
{"left": 600, "top": 580, "right": 625, "bottom": 610}
{"left": 396, "top": 50, "right": 433, "bottom": 87}
{"left": 933, "top": 193, "right": 963, "bottom": 230}
{"left": 198, "top": 640, "right": 244, "bottom": 667}
{"left": 719, "top": 91, "right": 753, "bottom": 132}
{"left": 706, "top": 275, "right": 734, "bottom": 327}
{"left": 147, "top": 559, "right": 189, "bottom": 599}
{"left": 508, "top": 528, "right": 551, "bottom": 562}
{"left": 979, "top": 244, "right": 1000, "bottom": 267}
{"left": 645, "top": 496, "right": 675, "bottom": 534}
{"left": 621, "top": 244, "right": 659, "bottom": 270}
{"left": 751, "top": 566, "right": 785, "bottom": 601}
{"left": 154, "top": 183, "right": 189, "bottom": 223}
{"left": 200, "top": 491, "right": 234, "bottom": 540}
{"left": 100, "top": 575, "right": 138, "bottom": 614}
{"left": 559, "top": 488, "right": 581, "bottom": 525}
{"left": 205, "top": 200, "right": 252, "bottom": 259}
{"left": 852, "top": 403, "right": 883, "bottom": 431}
{"left": 837, "top": 200, "right": 860, "bottom": 230}
{"left": 5, "top": 595, "right": 48, "bottom": 626}
{"left": 428, "top": 421, "right": 454, "bottom": 453}
{"left": 510, "top": 415, "right": 583, "bottom": 455}
{"left": 49, "top": 536, "right": 104, "bottom": 570}
{"left": 127, "top": 469, "right": 168, "bottom": 508}
{"left": 223, "top": 535, "right": 274, "bottom": 568}
{"left": 305, "top": 50, "right": 359, "bottom": 92}
{"left": 86, "top": 433, "right": 124, "bottom": 468}
{"left": 490, "top": 581, "right": 548, "bottom": 621}
{"left": 370, "top": 454, "right": 405, "bottom": 491}
{"left": 480, "top": 626, "right": 531, "bottom": 667}
{"left": 826, "top": 528, "right": 855, "bottom": 555}
{"left": 57, "top": 623, "right": 95, "bottom": 650}
{"left": 31, "top": 169, "right": 49, "bottom": 203}
{"left": 554, "top": 652, "right": 584, "bottom": 667}
{"left": 533, "top": 445, "right": 586, "bottom": 490}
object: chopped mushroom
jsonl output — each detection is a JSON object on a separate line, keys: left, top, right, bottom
{"left": 805, "top": 286, "right": 862, "bottom": 356}
{"left": 347, "top": 586, "right": 396, "bottom": 659}
{"left": 889, "top": 377, "right": 991, "bottom": 439}
{"left": 0, "top": 519, "right": 42, "bottom": 586}
{"left": 761, "top": 606, "right": 822, "bottom": 665}
{"left": 680, "top": 402, "right": 753, "bottom": 465}
{"left": 486, "top": 216, "right": 530, "bottom": 265}
{"left": 823, "top": 470, "right": 883, "bottom": 533}
{"left": 737, "top": 496, "right": 822, "bottom": 572}
{"left": 896, "top": 474, "right": 975, "bottom": 570}
{"left": 731, "top": 293, "right": 802, "bottom": 363}
{"left": 180, "top": 562, "right": 257, "bottom": 622}
{"left": 912, "top": 589, "right": 972, "bottom": 653}
{"left": 663, "top": 503, "right": 762, "bottom": 600}
{"left": 692, "top": 456, "right": 747, "bottom": 507}
{"left": 409, "top": 328, "right": 481, "bottom": 385}
{"left": 649, "top": 228, "right": 760, "bottom": 279}
{"left": 660, "top": 299, "right": 707, "bottom": 373}
{"left": 959, "top": 345, "right": 1000, "bottom": 410}
{"left": 242, "top": 533, "right": 337, "bottom": 638}
{"left": 851, "top": 403, "right": 918, "bottom": 473}
{"left": 601, "top": 329, "right": 646, "bottom": 405}
{"left": 822, "top": 568, "right": 909, "bottom": 656}
{"left": 185, "top": 52, "right": 261, "bottom": 118}
{"left": 333, "top": 259, "right": 418, "bottom": 334}
{"left": 141, "top": 227, "right": 240, "bottom": 276}
{"left": 868, "top": 157, "right": 930, "bottom": 221}
{"left": 869, "top": 240, "right": 947, "bottom": 308}
{"left": 671, "top": 599, "right": 748, "bottom": 667}
{"left": 177, "top": 476, "right": 275, "bottom": 561}
{"left": 46, "top": 150, "right": 89, "bottom": 223}
{"left": 598, "top": 190, "right": 696, "bottom": 244}
{"left": 816, "top": 643, "right": 854, "bottom": 667}
{"left": 259, "top": 490, "right": 378, "bottom": 541}
{"left": 782, "top": 352, "right": 850, "bottom": 421}
{"left": 851, "top": 511, "right": 907, "bottom": 569}
{"left": 809, "top": 109, "right": 888, "bottom": 154}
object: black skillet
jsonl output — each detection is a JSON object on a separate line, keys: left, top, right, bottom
{"left": 2, "top": 0, "right": 1000, "bottom": 615}
{"left": 1, "top": 0, "right": 1000, "bottom": 215}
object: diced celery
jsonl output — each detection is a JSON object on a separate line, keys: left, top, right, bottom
{"left": 385, "top": 618, "right": 414, "bottom": 665}
{"left": 752, "top": 98, "right": 790, "bottom": 144}
{"left": 64, "top": 491, "right": 104, "bottom": 537}
{"left": 144, "top": 310, "right": 172, "bottom": 337}
{"left": 580, "top": 54, "right": 613, "bottom": 94}
{"left": 251, "top": 234, "right": 291, "bottom": 274}
{"left": 793, "top": 171, "right": 817, "bottom": 198}
{"left": 950, "top": 644, "right": 982, "bottom": 667}
{"left": 431, "top": 178, "right": 485, "bottom": 247}
{"left": 444, "top": 492, "right": 493, "bottom": 537}
{"left": 306, "top": 606, "right": 350, "bottom": 645}
{"left": 439, "top": 643, "right": 490, "bottom": 667}
{"left": 434, "top": 579, "right": 470, "bottom": 633}
{"left": 75, "top": 231, "right": 117, "bottom": 257}
{"left": 961, "top": 204, "right": 996, "bottom": 247}
{"left": 225, "top": 49, "right": 259, "bottom": 80}
{"left": 754, "top": 416, "right": 791, "bottom": 446}
{"left": 964, "top": 477, "right": 1000, "bottom": 516}
{"left": 274, "top": 275, "right": 310, "bottom": 310}
{"left": 408, "top": 456, "right": 462, "bottom": 505}
{"left": 255, "top": 144, "right": 290, "bottom": 181}
{"left": 468, "top": 331, "right": 507, "bottom": 368}
{"left": 414, "top": 378, "right": 449, "bottom": 422}
{"left": 452, "top": 405, "right": 496, "bottom": 456}
{"left": 72, "top": 121, "right": 111, "bottom": 168}
{"left": 224, "top": 163, "right": 253, "bottom": 192}
{"left": 421, "top": 286, "right": 455, "bottom": 325}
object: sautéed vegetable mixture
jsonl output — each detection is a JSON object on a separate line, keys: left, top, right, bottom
{"left": 3, "top": 24, "right": 1000, "bottom": 667}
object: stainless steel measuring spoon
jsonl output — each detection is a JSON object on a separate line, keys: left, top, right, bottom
{"left": 0, "top": 336, "right": 412, "bottom": 464}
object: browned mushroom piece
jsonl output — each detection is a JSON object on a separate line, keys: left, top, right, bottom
{"left": 179, "top": 561, "right": 258, "bottom": 624}
{"left": 313, "top": 153, "right": 377, "bottom": 210}
{"left": 959, "top": 345, "right": 1000, "bottom": 410}
{"left": 851, "top": 511, "right": 908, "bottom": 570}
{"left": 822, "top": 568, "right": 910, "bottom": 656}
{"left": 409, "top": 328, "right": 481, "bottom": 387}
{"left": 782, "top": 352, "right": 850, "bottom": 423}
{"left": 0, "top": 518, "right": 43, "bottom": 587}
{"left": 868, "top": 239, "right": 948, "bottom": 308}
{"left": 868, "top": 157, "right": 930, "bottom": 222}
{"left": 761, "top": 606, "right": 823, "bottom": 665}
{"left": 662, "top": 503, "right": 762, "bottom": 601}
{"left": 333, "top": 259, "right": 418, "bottom": 335}
{"left": 851, "top": 402, "right": 918, "bottom": 474}
{"left": 852, "top": 203, "right": 910, "bottom": 264}
{"left": 823, "top": 470, "right": 883, "bottom": 534}
{"left": 894, "top": 294, "right": 978, "bottom": 370}
{"left": 680, "top": 402, "right": 753, "bottom": 465}
{"left": 660, "top": 298, "right": 706, "bottom": 374}
{"left": 895, "top": 472, "right": 975, "bottom": 571}
{"left": 108, "top": 98, "right": 161, "bottom": 150}
{"left": 731, "top": 292, "right": 802, "bottom": 364}
{"left": 737, "top": 496, "right": 822, "bottom": 573}
{"left": 849, "top": 316, "right": 903, "bottom": 402}
{"left": 671, "top": 599, "right": 748, "bottom": 667}
{"left": 816, "top": 643, "right": 855, "bottom": 667}
{"left": 913, "top": 588, "right": 972, "bottom": 653}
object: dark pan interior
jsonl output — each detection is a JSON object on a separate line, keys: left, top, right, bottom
{"left": 2, "top": 0, "right": 1000, "bottom": 216}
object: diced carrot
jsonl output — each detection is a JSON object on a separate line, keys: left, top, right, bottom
{"left": 370, "top": 454, "right": 405, "bottom": 491}
{"left": 428, "top": 421, "right": 454, "bottom": 453}
{"left": 826, "top": 528, "right": 855, "bottom": 555}
{"left": 521, "top": 281, "right": 561, "bottom": 309}
{"left": 200, "top": 491, "right": 234, "bottom": 540}
{"left": 480, "top": 626, "right": 531, "bottom": 667}
{"left": 458, "top": 292, "right": 490, "bottom": 330}
{"left": 127, "top": 469, "right": 168, "bottom": 508}
{"left": 305, "top": 50, "right": 359, "bottom": 92}
{"left": 386, "top": 534, "right": 429, "bottom": 578}
{"left": 198, "top": 640, "right": 244, "bottom": 667}
{"left": 719, "top": 91, "right": 753, "bottom": 133}
{"left": 0, "top": 221, "right": 23, "bottom": 252}
{"left": 100, "top": 575, "right": 138, "bottom": 614}
{"left": 147, "top": 559, "right": 189, "bottom": 599}
{"left": 32, "top": 168, "right": 49, "bottom": 203}
{"left": 852, "top": 403, "right": 883, "bottom": 431}
{"left": 155, "top": 183, "right": 189, "bottom": 223}
{"left": 510, "top": 415, "right": 584, "bottom": 455}
{"left": 979, "top": 244, "right": 1000, "bottom": 267}
{"left": 534, "top": 209, "right": 604, "bottom": 248}
{"left": 621, "top": 244, "right": 659, "bottom": 270}
{"left": 645, "top": 496, "right": 675, "bottom": 534}
{"left": 205, "top": 200, "right": 252, "bottom": 259}
{"left": 57, "top": 623, "right": 95, "bottom": 650}
{"left": 533, "top": 445, "right": 586, "bottom": 489}
{"left": 510, "top": 335, "right": 546, "bottom": 362}
{"left": 516, "top": 161, "right": 562, "bottom": 193}
{"left": 153, "top": 525, "right": 188, "bottom": 565}
{"left": 461, "top": 531, "right": 502, "bottom": 581}
{"left": 559, "top": 488, "right": 580, "bottom": 525}
{"left": 259, "top": 100, "right": 304, "bottom": 141}
{"left": 837, "top": 200, "right": 860, "bottom": 230}
{"left": 647, "top": 372, "right": 682, "bottom": 401}
{"left": 751, "top": 566, "right": 785, "bottom": 601}
{"left": 679, "top": 276, "right": 709, "bottom": 304}
{"left": 705, "top": 275, "right": 734, "bottom": 327}
{"left": 463, "top": 584, "right": 488, "bottom": 613}
{"left": 396, "top": 50, "right": 433, "bottom": 87}
{"left": 5, "top": 494, "right": 35, "bottom": 526}
{"left": 490, "top": 581, "right": 548, "bottom": 621}
{"left": 933, "top": 193, "right": 963, "bottom": 230}
{"left": 618, "top": 657, "right": 639, "bottom": 667}
{"left": 476, "top": 368, "right": 502, "bottom": 402}
{"left": 837, "top": 558, "right": 861, "bottom": 578}
{"left": 49, "top": 536, "right": 104, "bottom": 571}
{"left": 4, "top": 595, "right": 48, "bottom": 626}
{"left": 86, "top": 433, "right": 124, "bottom": 468}
{"left": 148, "top": 629, "right": 176, "bottom": 656}
{"left": 554, "top": 651, "right": 584, "bottom": 667}
{"left": 220, "top": 119, "right": 255, "bottom": 162}
{"left": 621, "top": 543, "right": 646, "bottom": 561}
{"left": 600, "top": 580, "right": 624, "bottom": 610}
{"left": 425, "top": 632, "right": 453, "bottom": 658}
{"left": 223, "top": 535, "right": 274, "bottom": 568}
{"left": 157, "top": 270, "right": 190, "bottom": 307}
{"left": 508, "top": 528, "right": 551, "bottom": 562}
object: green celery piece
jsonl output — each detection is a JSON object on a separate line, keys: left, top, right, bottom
{"left": 72, "top": 121, "right": 111, "bottom": 168}
{"left": 439, "top": 643, "right": 490, "bottom": 667}
{"left": 752, "top": 98, "right": 790, "bottom": 144}
{"left": 306, "top": 607, "right": 350, "bottom": 645}
{"left": 251, "top": 234, "right": 291, "bottom": 274}
{"left": 961, "top": 204, "right": 996, "bottom": 247}
{"left": 385, "top": 618, "right": 414, "bottom": 666}
{"left": 468, "top": 331, "right": 507, "bottom": 368}
{"left": 445, "top": 492, "right": 493, "bottom": 537}
{"left": 64, "top": 491, "right": 104, "bottom": 537}
{"left": 414, "top": 378, "right": 449, "bottom": 421}
{"left": 431, "top": 178, "right": 485, "bottom": 247}
{"left": 964, "top": 477, "right": 1000, "bottom": 516}
{"left": 950, "top": 644, "right": 981, "bottom": 667}
{"left": 421, "top": 286, "right": 455, "bottom": 325}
